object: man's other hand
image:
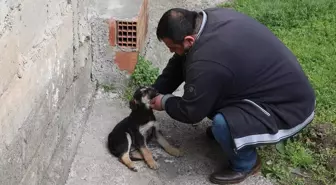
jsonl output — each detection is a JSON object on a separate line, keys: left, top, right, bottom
{"left": 150, "top": 94, "right": 164, "bottom": 111}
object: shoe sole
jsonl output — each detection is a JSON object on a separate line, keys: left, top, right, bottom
{"left": 209, "top": 159, "right": 262, "bottom": 184}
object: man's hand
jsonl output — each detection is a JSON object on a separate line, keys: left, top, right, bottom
{"left": 150, "top": 94, "right": 164, "bottom": 111}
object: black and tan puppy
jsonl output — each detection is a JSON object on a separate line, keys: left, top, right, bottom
{"left": 107, "top": 86, "right": 182, "bottom": 172}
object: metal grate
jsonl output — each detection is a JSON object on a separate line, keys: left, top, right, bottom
{"left": 116, "top": 21, "right": 137, "bottom": 48}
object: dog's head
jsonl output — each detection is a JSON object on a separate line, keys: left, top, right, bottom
{"left": 129, "top": 86, "right": 158, "bottom": 110}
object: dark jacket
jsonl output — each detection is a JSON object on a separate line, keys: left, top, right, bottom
{"left": 152, "top": 7, "right": 316, "bottom": 150}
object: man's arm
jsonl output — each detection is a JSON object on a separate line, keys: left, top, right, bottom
{"left": 151, "top": 54, "right": 185, "bottom": 94}
{"left": 161, "top": 61, "right": 234, "bottom": 124}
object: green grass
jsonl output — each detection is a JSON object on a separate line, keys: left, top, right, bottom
{"left": 219, "top": 0, "right": 336, "bottom": 184}
{"left": 122, "top": 55, "right": 159, "bottom": 101}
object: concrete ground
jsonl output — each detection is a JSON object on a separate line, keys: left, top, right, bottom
{"left": 65, "top": 0, "right": 274, "bottom": 184}
{"left": 64, "top": 89, "right": 274, "bottom": 185}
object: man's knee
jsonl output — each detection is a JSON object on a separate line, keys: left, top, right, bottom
{"left": 211, "top": 113, "right": 232, "bottom": 139}
{"left": 211, "top": 113, "right": 234, "bottom": 150}
{"left": 212, "top": 113, "right": 228, "bottom": 128}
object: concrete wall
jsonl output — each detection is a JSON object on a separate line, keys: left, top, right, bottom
{"left": 89, "top": 0, "right": 149, "bottom": 91}
{"left": 0, "top": 0, "right": 95, "bottom": 184}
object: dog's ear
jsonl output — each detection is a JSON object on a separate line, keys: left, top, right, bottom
{"left": 129, "top": 99, "right": 138, "bottom": 110}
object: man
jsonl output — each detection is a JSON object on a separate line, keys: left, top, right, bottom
{"left": 149, "top": 7, "right": 316, "bottom": 184}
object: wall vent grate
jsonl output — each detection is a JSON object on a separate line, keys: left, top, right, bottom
{"left": 116, "top": 21, "right": 137, "bottom": 48}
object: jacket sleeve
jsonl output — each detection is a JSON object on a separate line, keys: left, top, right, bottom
{"left": 151, "top": 54, "right": 185, "bottom": 94}
{"left": 162, "top": 61, "right": 234, "bottom": 124}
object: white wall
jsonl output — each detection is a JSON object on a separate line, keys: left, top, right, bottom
{"left": 0, "top": 0, "right": 94, "bottom": 184}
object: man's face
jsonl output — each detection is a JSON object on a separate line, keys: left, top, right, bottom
{"left": 162, "top": 36, "right": 195, "bottom": 56}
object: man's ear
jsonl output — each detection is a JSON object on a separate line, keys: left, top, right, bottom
{"left": 129, "top": 99, "right": 138, "bottom": 110}
{"left": 184, "top": 36, "right": 195, "bottom": 47}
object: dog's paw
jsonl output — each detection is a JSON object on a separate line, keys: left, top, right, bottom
{"left": 130, "top": 166, "right": 139, "bottom": 172}
{"left": 148, "top": 160, "right": 159, "bottom": 170}
{"left": 167, "top": 147, "right": 184, "bottom": 157}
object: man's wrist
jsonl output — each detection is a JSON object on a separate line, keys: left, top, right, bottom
{"left": 161, "top": 94, "right": 174, "bottom": 110}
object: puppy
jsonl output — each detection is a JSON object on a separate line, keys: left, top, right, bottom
{"left": 107, "top": 86, "right": 182, "bottom": 172}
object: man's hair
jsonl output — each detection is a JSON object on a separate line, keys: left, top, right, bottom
{"left": 156, "top": 8, "right": 200, "bottom": 44}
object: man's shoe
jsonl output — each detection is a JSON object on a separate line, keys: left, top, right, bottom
{"left": 206, "top": 126, "right": 215, "bottom": 140}
{"left": 209, "top": 156, "right": 261, "bottom": 184}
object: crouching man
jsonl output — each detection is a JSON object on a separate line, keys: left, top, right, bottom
{"left": 150, "top": 7, "right": 316, "bottom": 184}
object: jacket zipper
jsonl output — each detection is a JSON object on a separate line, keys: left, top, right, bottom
{"left": 243, "top": 99, "right": 271, "bottom": 116}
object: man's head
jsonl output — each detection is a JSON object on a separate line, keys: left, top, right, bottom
{"left": 156, "top": 8, "right": 201, "bottom": 55}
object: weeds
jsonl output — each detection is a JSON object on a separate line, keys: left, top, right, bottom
{"left": 101, "top": 84, "right": 115, "bottom": 92}
{"left": 122, "top": 55, "right": 159, "bottom": 101}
